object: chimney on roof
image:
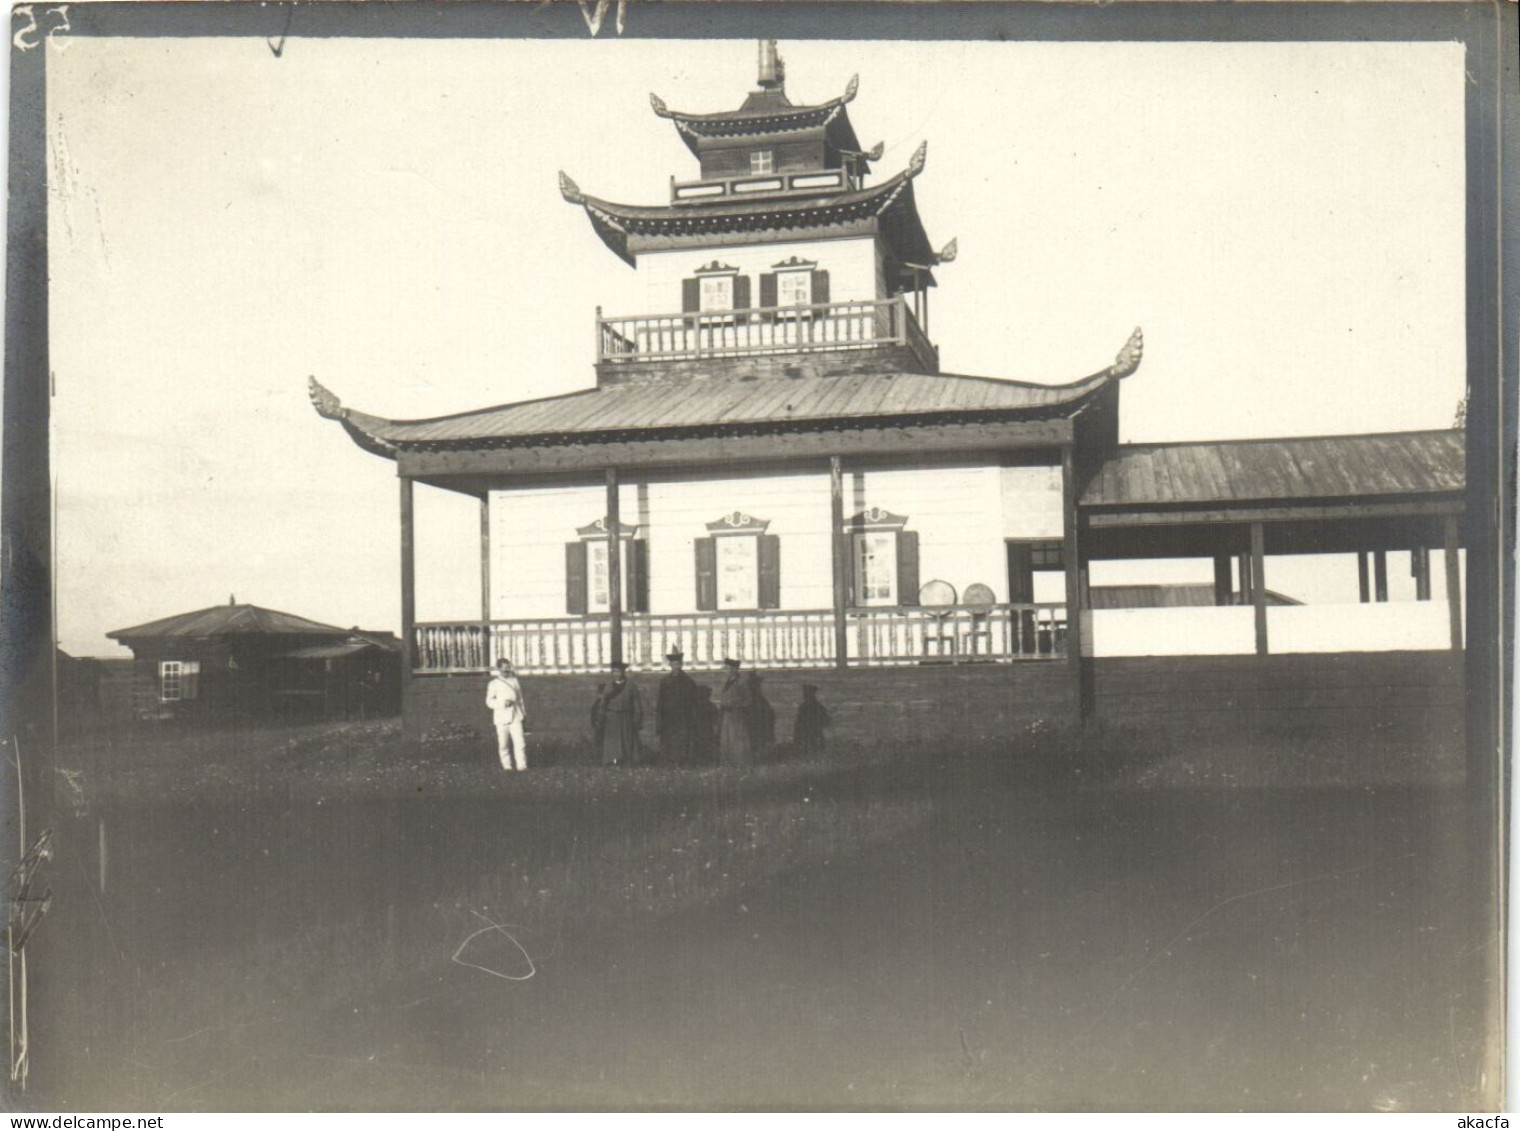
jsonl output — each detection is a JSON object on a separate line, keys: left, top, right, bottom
{"left": 757, "top": 39, "right": 785, "bottom": 93}
{"left": 229, "top": 594, "right": 236, "bottom": 605}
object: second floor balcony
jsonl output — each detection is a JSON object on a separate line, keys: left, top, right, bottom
{"left": 595, "top": 293, "right": 939, "bottom": 379}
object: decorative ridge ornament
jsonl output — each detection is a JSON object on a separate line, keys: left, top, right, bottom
{"left": 558, "top": 171, "right": 584, "bottom": 204}
{"left": 936, "top": 238, "right": 958, "bottom": 264}
{"left": 906, "top": 140, "right": 928, "bottom": 178}
{"left": 649, "top": 92, "right": 670, "bottom": 118}
{"left": 1109, "top": 327, "right": 1145, "bottom": 380}
{"left": 308, "top": 376, "right": 347, "bottom": 421}
{"left": 705, "top": 511, "right": 772, "bottom": 533}
{"left": 846, "top": 507, "right": 910, "bottom": 531}
{"left": 842, "top": 74, "right": 859, "bottom": 103}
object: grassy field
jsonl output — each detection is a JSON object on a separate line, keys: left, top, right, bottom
{"left": 21, "top": 718, "right": 1492, "bottom": 1111}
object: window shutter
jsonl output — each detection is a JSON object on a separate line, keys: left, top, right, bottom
{"left": 184, "top": 660, "right": 201, "bottom": 701}
{"left": 733, "top": 274, "right": 751, "bottom": 311}
{"left": 758, "top": 534, "right": 781, "bottom": 609}
{"left": 566, "top": 541, "right": 589, "bottom": 615}
{"left": 1007, "top": 543, "right": 1034, "bottom": 604}
{"left": 811, "top": 269, "right": 831, "bottom": 305}
{"left": 759, "top": 272, "right": 777, "bottom": 317}
{"left": 896, "top": 531, "right": 920, "bottom": 607}
{"left": 628, "top": 540, "right": 650, "bottom": 613}
{"left": 694, "top": 537, "right": 717, "bottom": 611}
{"left": 682, "top": 277, "right": 700, "bottom": 313}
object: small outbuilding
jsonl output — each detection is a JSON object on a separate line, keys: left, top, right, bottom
{"left": 106, "top": 599, "right": 400, "bottom": 724}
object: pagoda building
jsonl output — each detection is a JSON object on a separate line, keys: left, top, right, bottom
{"left": 310, "top": 42, "right": 1466, "bottom": 752}
{"left": 561, "top": 39, "right": 947, "bottom": 383}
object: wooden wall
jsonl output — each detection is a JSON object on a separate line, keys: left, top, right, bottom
{"left": 488, "top": 457, "right": 1064, "bottom": 620}
{"left": 408, "top": 651, "right": 1464, "bottom": 771}
{"left": 408, "top": 661, "right": 1074, "bottom": 759}
{"left": 1088, "top": 650, "right": 1464, "bottom": 763}
{"left": 637, "top": 236, "right": 880, "bottom": 312}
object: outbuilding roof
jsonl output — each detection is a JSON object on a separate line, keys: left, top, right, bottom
{"left": 108, "top": 602, "right": 351, "bottom": 642}
{"left": 309, "top": 329, "right": 1145, "bottom": 457}
{"left": 1082, "top": 430, "right": 1465, "bottom": 509}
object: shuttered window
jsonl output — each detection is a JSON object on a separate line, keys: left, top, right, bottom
{"left": 847, "top": 526, "right": 918, "bottom": 608}
{"left": 694, "top": 533, "right": 779, "bottom": 611}
{"left": 566, "top": 538, "right": 647, "bottom": 615}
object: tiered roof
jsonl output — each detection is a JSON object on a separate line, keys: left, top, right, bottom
{"left": 308, "top": 328, "right": 1145, "bottom": 457}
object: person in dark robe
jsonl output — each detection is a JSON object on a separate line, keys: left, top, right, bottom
{"left": 746, "top": 671, "right": 775, "bottom": 760}
{"left": 589, "top": 682, "right": 607, "bottom": 759}
{"left": 718, "top": 658, "right": 755, "bottom": 768}
{"left": 694, "top": 686, "right": 719, "bottom": 764}
{"left": 656, "top": 648, "right": 701, "bottom": 766}
{"left": 593, "top": 663, "right": 644, "bottom": 766}
{"left": 793, "top": 683, "right": 830, "bottom": 758}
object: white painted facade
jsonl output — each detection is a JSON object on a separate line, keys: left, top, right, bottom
{"left": 1084, "top": 601, "right": 1454, "bottom": 658}
{"left": 488, "top": 457, "right": 1066, "bottom": 621}
{"left": 635, "top": 236, "right": 883, "bottom": 314}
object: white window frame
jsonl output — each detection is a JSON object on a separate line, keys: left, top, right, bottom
{"left": 777, "top": 267, "right": 813, "bottom": 311}
{"left": 715, "top": 533, "right": 761, "bottom": 611}
{"left": 587, "top": 538, "right": 634, "bottom": 614}
{"left": 750, "top": 149, "right": 775, "bottom": 174}
{"left": 158, "top": 659, "right": 200, "bottom": 701}
{"left": 853, "top": 531, "right": 899, "bottom": 607}
{"left": 699, "top": 274, "right": 734, "bottom": 314}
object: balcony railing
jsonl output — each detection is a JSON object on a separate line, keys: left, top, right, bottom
{"left": 669, "top": 168, "right": 853, "bottom": 204}
{"left": 597, "top": 294, "right": 937, "bottom": 371}
{"left": 412, "top": 605, "right": 1067, "bottom": 676}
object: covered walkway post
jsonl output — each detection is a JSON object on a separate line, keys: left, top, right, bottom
{"left": 1444, "top": 515, "right": 1462, "bottom": 650}
{"left": 830, "top": 456, "right": 849, "bottom": 670}
{"left": 606, "top": 467, "right": 623, "bottom": 667}
{"left": 1250, "top": 522, "right": 1267, "bottom": 656}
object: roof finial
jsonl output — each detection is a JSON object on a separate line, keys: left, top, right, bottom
{"left": 309, "top": 376, "right": 348, "bottom": 421}
{"left": 757, "top": 39, "right": 785, "bottom": 92}
{"left": 1110, "top": 327, "right": 1145, "bottom": 379}
{"left": 229, "top": 593, "right": 236, "bottom": 606}
{"left": 558, "top": 170, "right": 585, "bottom": 205}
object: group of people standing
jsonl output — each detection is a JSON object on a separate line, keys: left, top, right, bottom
{"left": 484, "top": 650, "right": 830, "bottom": 773}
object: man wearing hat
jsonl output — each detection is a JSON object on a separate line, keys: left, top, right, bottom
{"left": 592, "top": 661, "right": 644, "bottom": 766}
{"left": 793, "top": 682, "right": 830, "bottom": 759}
{"left": 656, "top": 647, "right": 702, "bottom": 766}
{"left": 718, "top": 657, "right": 755, "bottom": 768}
{"left": 485, "top": 656, "right": 528, "bottom": 772}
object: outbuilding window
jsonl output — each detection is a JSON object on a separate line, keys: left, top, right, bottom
{"left": 749, "top": 149, "right": 775, "bottom": 174}
{"left": 159, "top": 660, "right": 200, "bottom": 701}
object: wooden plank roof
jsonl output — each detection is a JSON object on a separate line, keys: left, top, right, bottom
{"left": 108, "top": 602, "right": 350, "bottom": 642}
{"left": 314, "top": 366, "right": 1123, "bottom": 456}
{"left": 1082, "top": 430, "right": 1465, "bottom": 509}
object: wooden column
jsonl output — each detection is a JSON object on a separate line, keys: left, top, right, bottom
{"left": 829, "top": 456, "right": 849, "bottom": 670}
{"left": 1061, "top": 448, "right": 1085, "bottom": 719}
{"left": 1444, "top": 515, "right": 1462, "bottom": 650}
{"left": 1250, "top": 522, "right": 1267, "bottom": 656}
{"left": 1373, "top": 550, "right": 1389, "bottom": 603}
{"left": 605, "top": 468, "right": 623, "bottom": 667}
{"left": 1237, "top": 552, "right": 1252, "bottom": 603}
{"left": 399, "top": 477, "right": 416, "bottom": 730}
{"left": 1357, "top": 552, "right": 1371, "bottom": 603}
{"left": 1213, "top": 554, "right": 1232, "bottom": 606}
{"left": 479, "top": 495, "right": 492, "bottom": 623}
{"left": 1413, "top": 547, "right": 1432, "bottom": 601}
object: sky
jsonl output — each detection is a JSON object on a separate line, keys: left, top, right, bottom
{"left": 43, "top": 35, "right": 1466, "bottom": 656}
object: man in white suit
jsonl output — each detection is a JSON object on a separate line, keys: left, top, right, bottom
{"left": 485, "top": 656, "right": 528, "bottom": 772}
